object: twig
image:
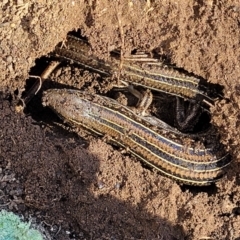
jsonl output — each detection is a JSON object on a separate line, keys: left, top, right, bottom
{"left": 16, "top": 60, "right": 60, "bottom": 112}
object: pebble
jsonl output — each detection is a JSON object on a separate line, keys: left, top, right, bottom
{"left": 6, "top": 55, "right": 12, "bottom": 63}
{"left": 97, "top": 180, "right": 105, "bottom": 189}
{"left": 10, "top": 23, "right": 16, "bottom": 28}
{"left": 115, "top": 182, "right": 121, "bottom": 189}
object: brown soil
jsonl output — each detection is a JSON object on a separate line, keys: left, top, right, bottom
{"left": 1, "top": 1, "right": 240, "bottom": 239}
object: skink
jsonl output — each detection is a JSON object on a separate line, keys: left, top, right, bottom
{"left": 52, "top": 35, "right": 222, "bottom": 106}
{"left": 42, "top": 89, "right": 231, "bottom": 186}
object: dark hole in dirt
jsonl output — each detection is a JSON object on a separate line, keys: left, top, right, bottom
{"left": 18, "top": 32, "right": 228, "bottom": 136}
{"left": 24, "top": 78, "right": 211, "bottom": 136}
{"left": 232, "top": 207, "right": 240, "bottom": 215}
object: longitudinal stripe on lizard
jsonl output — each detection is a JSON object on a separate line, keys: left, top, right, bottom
{"left": 121, "top": 64, "right": 200, "bottom": 97}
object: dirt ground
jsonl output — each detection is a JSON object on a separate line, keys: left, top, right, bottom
{"left": 1, "top": 0, "right": 240, "bottom": 239}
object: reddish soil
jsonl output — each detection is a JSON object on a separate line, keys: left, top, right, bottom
{"left": 1, "top": 1, "right": 240, "bottom": 239}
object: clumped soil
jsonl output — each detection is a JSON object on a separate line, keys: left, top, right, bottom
{"left": 1, "top": 1, "right": 240, "bottom": 239}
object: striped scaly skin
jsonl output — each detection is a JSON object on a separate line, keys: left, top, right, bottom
{"left": 42, "top": 89, "right": 231, "bottom": 186}
{"left": 53, "top": 35, "right": 222, "bottom": 106}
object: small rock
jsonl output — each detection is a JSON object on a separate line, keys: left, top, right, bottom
{"left": 6, "top": 55, "right": 12, "bottom": 63}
